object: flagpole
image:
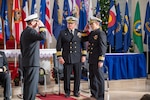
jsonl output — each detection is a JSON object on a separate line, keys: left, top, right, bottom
{"left": 109, "top": 44, "right": 111, "bottom": 53}
{"left": 1, "top": 15, "right": 6, "bottom": 50}
{"left": 3, "top": 27, "right": 6, "bottom": 50}
{"left": 14, "top": 40, "right": 17, "bottom": 68}
{"left": 114, "top": 31, "right": 116, "bottom": 53}
{"left": 146, "top": 35, "right": 149, "bottom": 78}
{"left": 3, "top": 37, "right": 6, "bottom": 50}
{"left": 42, "top": 44, "right": 44, "bottom": 49}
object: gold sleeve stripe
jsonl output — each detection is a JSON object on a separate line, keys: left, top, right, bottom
{"left": 56, "top": 51, "right": 62, "bottom": 56}
{"left": 82, "top": 50, "right": 87, "bottom": 55}
{"left": 81, "top": 33, "right": 88, "bottom": 37}
{"left": 99, "top": 56, "right": 105, "bottom": 61}
{"left": 39, "top": 28, "right": 46, "bottom": 32}
{"left": 89, "top": 20, "right": 97, "bottom": 24}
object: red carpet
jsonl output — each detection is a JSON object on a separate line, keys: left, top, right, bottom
{"left": 37, "top": 94, "right": 76, "bottom": 100}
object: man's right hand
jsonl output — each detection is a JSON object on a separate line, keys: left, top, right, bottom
{"left": 58, "top": 57, "right": 65, "bottom": 64}
{"left": 37, "top": 20, "right": 45, "bottom": 27}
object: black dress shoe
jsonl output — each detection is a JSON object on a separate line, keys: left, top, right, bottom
{"left": 4, "top": 97, "right": 10, "bottom": 100}
{"left": 74, "top": 93, "right": 79, "bottom": 97}
{"left": 65, "top": 93, "right": 70, "bottom": 98}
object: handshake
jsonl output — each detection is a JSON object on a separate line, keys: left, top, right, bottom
{"left": 0, "top": 66, "right": 7, "bottom": 72}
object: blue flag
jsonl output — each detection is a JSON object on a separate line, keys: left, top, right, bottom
{"left": 40, "top": 0, "right": 46, "bottom": 24}
{"left": 52, "top": 0, "right": 62, "bottom": 40}
{"left": 62, "top": 0, "right": 71, "bottom": 30}
{"left": 123, "top": 1, "right": 131, "bottom": 52}
{"left": 1, "top": 0, "right": 10, "bottom": 41}
{"left": 31, "top": 0, "right": 37, "bottom": 14}
{"left": 107, "top": 0, "right": 117, "bottom": 48}
{"left": 115, "top": 3, "right": 122, "bottom": 52}
{"left": 144, "top": 1, "right": 150, "bottom": 36}
{"left": 144, "top": 1, "right": 150, "bottom": 51}
{"left": 144, "top": 34, "right": 150, "bottom": 51}
{"left": 40, "top": 0, "right": 46, "bottom": 45}
{"left": 78, "top": 0, "right": 87, "bottom": 30}
{"left": 95, "top": 0, "right": 101, "bottom": 18}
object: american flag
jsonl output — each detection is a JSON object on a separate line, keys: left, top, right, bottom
{"left": 22, "top": 0, "right": 28, "bottom": 29}
{"left": 45, "top": 0, "right": 52, "bottom": 43}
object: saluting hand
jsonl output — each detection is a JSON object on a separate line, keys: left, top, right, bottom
{"left": 37, "top": 20, "right": 45, "bottom": 27}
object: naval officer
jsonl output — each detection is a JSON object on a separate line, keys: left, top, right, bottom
{"left": 20, "top": 13, "right": 46, "bottom": 100}
{"left": 83, "top": 16, "right": 107, "bottom": 100}
{"left": 56, "top": 16, "right": 87, "bottom": 98}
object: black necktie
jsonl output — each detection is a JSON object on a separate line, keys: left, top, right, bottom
{"left": 71, "top": 30, "right": 74, "bottom": 35}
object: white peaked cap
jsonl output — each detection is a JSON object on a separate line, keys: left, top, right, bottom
{"left": 89, "top": 16, "right": 102, "bottom": 24}
{"left": 66, "top": 16, "right": 78, "bottom": 23}
{"left": 24, "top": 13, "right": 39, "bottom": 22}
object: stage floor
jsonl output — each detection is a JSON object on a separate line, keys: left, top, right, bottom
{"left": 0, "top": 78, "right": 150, "bottom": 100}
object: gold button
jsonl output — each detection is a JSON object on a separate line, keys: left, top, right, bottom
{"left": 75, "top": 51, "right": 77, "bottom": 53}
{"left": 70, "top": 42, "right": 72, "bottom": 44}
{"left": 70, "top": 51, "right": 72, "bottom": 53}
{"left": 70, "top": 46, "right": 72, "bottom": 48}
{"left": 75, "top": 46, "right": 77, "bottom": 48}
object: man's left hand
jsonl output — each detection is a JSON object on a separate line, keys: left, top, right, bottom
{"left": 98, "top": 62, "right": 103, "bottom": 68}
{"left": 81, "top": 56, "right": 86, "bottom": 63}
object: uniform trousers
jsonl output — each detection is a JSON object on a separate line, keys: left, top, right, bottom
{"left": 23, "top": 67, "right": 39, "bottom": 100}
{"left": 89, "top": 64, "right": 105, "bottom": 100}
{"left": 63, "top": 62, "right": 81, "bottom": 95}
{"left": 0, "top": 72, "right": 11, "bottom": 100}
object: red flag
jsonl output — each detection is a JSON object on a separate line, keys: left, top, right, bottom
{"left": 45, "top": 0, "right": 52, "bottom": 43}
{"left": 12, "top": 0, "right": 23, "bottom": 43}
{"left": 0, "top": 17, "right": 3, "bottom": 40}
{"left": 22, "top": 0, "right": 29, "bottom": 29}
